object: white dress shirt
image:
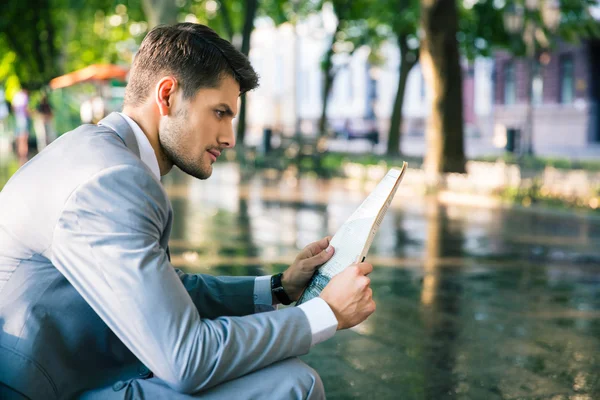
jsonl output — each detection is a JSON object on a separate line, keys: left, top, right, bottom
{"left": 118, "top": 113, "right": 338, "bottom": 346}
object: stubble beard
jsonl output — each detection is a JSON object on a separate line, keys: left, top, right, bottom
{"left": 159, "top": 108, "right": 212, "bottom": 180}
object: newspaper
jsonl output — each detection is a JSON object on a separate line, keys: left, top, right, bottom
{"left": 296, "top": 163, "right": 407, "bottom": 305}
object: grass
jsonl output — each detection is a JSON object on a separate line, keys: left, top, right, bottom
{"left": 475, "top": 153, "right": 600, "bottom": 172}
{"left": 0, "top": 158, "right": 19, "bottom": 190}
{"left": 498, "top": 179, "right": 600, "bottom": 213}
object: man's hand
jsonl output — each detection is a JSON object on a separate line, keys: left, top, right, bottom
{"left": 320, "top": 262, "right": 376, "bottom": 330}
{"left": 282, "top": 236, "right": 335, "bottom": 302}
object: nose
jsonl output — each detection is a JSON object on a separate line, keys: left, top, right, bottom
{"left": 218, "top": 123, "right": 236, "bottom": 149}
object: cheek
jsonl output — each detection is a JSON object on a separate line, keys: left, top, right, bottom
{"left": 182, "top": 123, "right": 210, "bottom": 158}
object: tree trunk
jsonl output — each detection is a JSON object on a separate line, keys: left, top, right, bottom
{"left": 44, "top": 2, "right": 58, "bottom": 77}
{"left": 419, "top": 0, "right": 466, "bottom": 179}
{"left": 235, "top": 0, "right": 258, "bottom": 146}
{"left": 31, "top": 6, "right": 46, "bottom": 78}
{"left": 387, "top": 34, "right": 418, "bottom": 157}
{"left": 318, "top": 23, "right": 341, "bottom": 137}
{"left": 142, "top": 0, "right": 178, "bottom": 28}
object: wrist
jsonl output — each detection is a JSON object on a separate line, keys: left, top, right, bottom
{"left": 281, "top": 271, "right": 301, "bottom": 301}
{"left": 319, "top": 295, "right": 342, "bottom": 330}
{"left": 271, "top": 273, "right": 293, "bottom": 305}
{"left": 281, "top": 272, "right": 292, "bottom": 300}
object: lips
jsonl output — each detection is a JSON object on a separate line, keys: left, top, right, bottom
{"left": 207, "top": 149, "right": 221, "bottom": 162}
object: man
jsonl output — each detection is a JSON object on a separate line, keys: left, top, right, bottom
{"left": 11, "top": 88, "right": 30, "bottom": 163}
{"left": 0, "top": 23, "right": 375, "bottom": 399}
{"left": 34, "top": 93, "right": 56, "bottom": 151}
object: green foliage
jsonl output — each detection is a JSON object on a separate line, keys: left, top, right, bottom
{"left": 0, "top": 49, "right": 21, "bottom": 99}
{"left": 459, "top": 0, "right": 510, "bottom": 59}
{"left": 57, "top": 2, "right": 148, "bottom": 72}
{"left": 555, "top": 0, "right": 600, "bottom": 41}
{"left": 326, "top": 0, "right": 392, "bottom": 65}
{"left": 0, "top": 0, "right": 60, "bottom": 88}
{"left": 208, "top": 1, "right": 247, "bottom": 40}
{"left": 0, "top": 0, "right": 150, "bottom": 90}
{"left": 487, "top": 0, "right": 600, "bottom": 57}
{"left": 370, "top": 0, "right": 420, "bottom": 51}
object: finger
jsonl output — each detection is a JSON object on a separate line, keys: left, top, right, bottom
{"left": 297, "top": 239, "right": 324, "bottom": 260}
{"left": 357, "top": 276, "right": 370, "bottom": 288}
{"left": 304, "top": 236, "right": 332, "bottom": 256}
{"left": 304, "top": 244, "right": 335, "bottom": 268}
{"left": 356, "top": 262, "right": 373, "bottom": 276}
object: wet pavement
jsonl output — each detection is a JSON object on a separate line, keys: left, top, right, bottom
{"left": 162, "top": 164, "right": 600, "bottom": 400}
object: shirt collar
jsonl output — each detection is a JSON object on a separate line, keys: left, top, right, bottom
{"left": 118, "top": 112, "right": 161, "bottom": 180}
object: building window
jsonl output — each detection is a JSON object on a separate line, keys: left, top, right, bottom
{"left": 504, "top": 61, "right": 516, "bottom": 105}
{"left": 531, "top": 61, "right": 544, "bottom": 106}
{"left": 560, "top": 55, "right": 574, "bottom": 104}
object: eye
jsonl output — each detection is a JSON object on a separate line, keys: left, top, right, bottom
{"left": 215, "top": 110, "right": 226, "bottom": 119}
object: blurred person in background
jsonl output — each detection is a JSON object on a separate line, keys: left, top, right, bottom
{"left": 0, "top": 86, "right": 9, "bottom": 135}
{"left": 11, "top": 88, "right": 30, "bottom": 163}
{"left": 33, "top": 92, "right": 56, "bottom": 151}
{"left": 0, "top": 23, "right": 375, "bottom": 399}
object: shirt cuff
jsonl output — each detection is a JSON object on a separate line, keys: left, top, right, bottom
{"left": 297, "top": 297, "right": 338, "bottom": 346}
{"left": 254, "top": 275, "right": 276, "bottom": 313}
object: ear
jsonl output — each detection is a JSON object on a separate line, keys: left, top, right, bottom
{"left": 155, "top": 76, "right": 178, "bottom": 116}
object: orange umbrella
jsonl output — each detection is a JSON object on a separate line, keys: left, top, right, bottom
{"left": 49, "top": 64, "right": 129, "bottom": 89}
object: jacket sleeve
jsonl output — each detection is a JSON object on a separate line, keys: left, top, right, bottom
{"left": 174, "top": 271, "right": 258, "bottom": 318}
{"left": 51, "top": 165, "right": 312, "bottom": 394}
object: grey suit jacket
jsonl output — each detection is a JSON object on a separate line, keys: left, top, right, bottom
{"left": 0, "top": 113, "right": 312, "bottom": 399}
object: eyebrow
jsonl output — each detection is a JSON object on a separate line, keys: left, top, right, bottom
{"left": 216, "top": 103, "right": 235, "bottom": 117}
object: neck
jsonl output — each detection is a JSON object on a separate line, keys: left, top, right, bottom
{"left": 122, "top": 105, "right": 173, "bottom": 176}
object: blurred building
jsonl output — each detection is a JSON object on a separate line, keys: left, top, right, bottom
{"left": 494, "top": 40, "right": 600, "bottom": 158}
{"left": 246, "top": 11, "right": 599, "bottom": 160}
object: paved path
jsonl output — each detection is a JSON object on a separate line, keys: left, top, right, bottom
{"left": 165, "top": 166, "right": 600, "bottom": 399}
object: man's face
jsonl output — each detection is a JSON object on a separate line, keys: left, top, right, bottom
{"left": 158, "top": 75, "right": 239, "bottom": 179}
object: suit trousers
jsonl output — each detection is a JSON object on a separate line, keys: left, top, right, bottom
{"left": 78, "top": 358, "right": 325, "bottom": 400}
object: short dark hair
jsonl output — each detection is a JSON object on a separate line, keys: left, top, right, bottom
{"left": 124, "top": 23, "right": 259, "bottom": 106}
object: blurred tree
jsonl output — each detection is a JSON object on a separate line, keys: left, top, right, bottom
{"left": 419, "top": 0, "right": 599, "bottom": 178}
{"left": 213, "top": 0, "right": 386, "bottom": 142}
{"left": 379, "top": 0, "right": 508, "bottom": 158}
{"left": 315, "top": 0, "right": 503, "bottom": 153}
{"left": 58, "top": 2, "right": 147, "bottom": 71}
{"left": 316, "top": 0, "right": 387, "bottom": 137}
{"left": 142, "top": 0, "right": 178, "bottom": 28}
{"left": 234, "top": 1, "right": 259, "bottom": 147}
{"left": 420, "top": 0, "right": 466, "bottom": 177}
{"left": 0, "top": 0, "right": 61, "bottom": 89}
{"left": 317, "top": 0, "right": 347, "bottom": 137}
{"left": 0, "top": 0, "right": 147, "bottom": 92}
{"left": 378, "top": 0, "right": 420, "bottom": 157}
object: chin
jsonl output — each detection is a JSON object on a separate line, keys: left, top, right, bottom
{"left": 176, "top": 161, "right": 212, "bottom": 180}
{"left": 194, "top": 166, "right": 212, "bottom": 180}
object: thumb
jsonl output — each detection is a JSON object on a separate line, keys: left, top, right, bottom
{"left": 305, "top": 244, "right": 335, "bottom": 268}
